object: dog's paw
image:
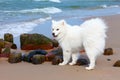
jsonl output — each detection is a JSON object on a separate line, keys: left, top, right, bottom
{"left": 85, "top": 67, "right": 94, "bottom": 70}
{"left": 59, "top": 62, "right": 66, "bottom": 66}
{"left": 69, "top": 62, "right": 76, "bottom": 65}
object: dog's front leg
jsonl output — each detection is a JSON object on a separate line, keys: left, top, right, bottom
{"left": 59, "top": 50, "right": 71, "bottom": 65}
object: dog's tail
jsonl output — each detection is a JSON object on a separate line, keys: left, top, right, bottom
{"left": 81, "top": 18, "right": 108, "bottom": 38}
{"left": 81, "top": 18, "right": 108, "bottom": 55}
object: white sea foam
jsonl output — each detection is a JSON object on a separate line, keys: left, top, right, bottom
{"left": 33, "top": 0, "right": 61, "bottom": 3}
{"left": 101, "top": 5, "right": 120, "bottom": 8}
{"left": 1, "top": 7, "right": 62, "bottom": 14}
{"left": 0, "top": 17, "right": 51, "bottom": 38}
{"left": 49, "top": 0, "right": 61, "bottom": 3}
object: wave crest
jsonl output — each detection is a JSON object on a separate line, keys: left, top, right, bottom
{"left": 101, "top": 5, "right": 120, "bottom": 8}
{"left": 1, "top": 7, "right": 62, "bottom": 14}
{"left": 0, "top": 17, "right": 51, "bottom": 38}
{"left": 33, "top": 0, "right": 61, "bottom": 3}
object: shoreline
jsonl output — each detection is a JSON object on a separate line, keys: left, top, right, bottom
{"left": 0, "top": 14, "right": 120, "bottom": 80}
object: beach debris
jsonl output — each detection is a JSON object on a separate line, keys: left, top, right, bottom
{"left": 32, "top": 54, "right": 45, "bottom": 64}
{"left": 20, "top": 33, "right": 53, "bottom": 50}
{"left": 8, "top": 52, "right": 22, "bottom": 63}
{"left": 4, "top": 33, "right": 13, "bottom": 43}
{"left": 76, "top": 58, "right": 89, "bottom": 66}
{"left": 104, "top": 48, "right": 113, "bottom": 55}
{"left": 22, "top": 50, "right": 47, "bottom": 62}
{"left": 52, "top": 56, "right": 63, "bottom": 65}
{"left": 113, "top": 60, "right": 120, "bottom": 67}
{"left": 46, "top": 47, "right": 63, "bottom": 61}
{"left": 107, "top": 58, "right": 111, "bottom": 61}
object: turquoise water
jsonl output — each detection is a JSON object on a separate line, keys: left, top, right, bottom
{"left": 0, "top": 0, "right": 120, "bottom": 38}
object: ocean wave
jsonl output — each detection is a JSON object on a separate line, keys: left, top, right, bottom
{"left": 33, "top": 0, "right": 61, "bottom": 3}
{"left": 101, "top": 4, "right": 120, "bottom": 8}
{"left": 0, "top": 17, "right": 51, "bottom": 38}
{"left": 1, "top": 7, "right": 62, "bottom": 14}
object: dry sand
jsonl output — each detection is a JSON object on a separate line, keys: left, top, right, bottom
{"left": 0, "top": 14, "right": 120, "bottom": 80}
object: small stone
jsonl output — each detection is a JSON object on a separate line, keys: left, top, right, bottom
{"left": 76, "top": 58, "right": 89, "bottom": 66}
{"left": 22, "top": 54, "right": 29, "bottom": 62}
{"left": 0, "top": 39, "right": 5, "bottom": 48}
{"left": 52, "top": 56, "right": 63, "bottom": 65}
{"left": 11, "top": 43, "right": 17, "bottom": 49}
{"left": 2, "top": 47, "right": 11, "bottom": 54}
{"left": 32, "top": 55, "right": 45, "bottom": 64}
{"left": 104, "top": 48, "right": 113, "bottom": 55}
{"left": 8, "top": 52, "right": 22, "bottom": 63}
{"left": 107, "top": 58, "right": 111, "bottom": 61}
{"left": 113, "top": 60, "right": 120, "bottom": 67}
{"left": 4, "top": 33, "right": 13, "bottom": 43}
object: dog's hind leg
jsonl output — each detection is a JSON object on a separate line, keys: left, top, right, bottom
{"left": 69, "top": 53, "right": 80, "bottom": 65}
{"left": 85, "top": 48, "right": 97, "bottom": 70}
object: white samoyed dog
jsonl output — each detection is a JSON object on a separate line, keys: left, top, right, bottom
{"left": 52, "top": 18, "right": 107, "bottom": 70}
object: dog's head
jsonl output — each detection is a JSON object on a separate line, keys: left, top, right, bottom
{"left": 52, "top": 20, "right": 66, "bottom": 38}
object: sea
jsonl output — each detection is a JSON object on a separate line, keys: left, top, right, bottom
{"left": 0, "top": 0, "right": 120, "bottom": 47}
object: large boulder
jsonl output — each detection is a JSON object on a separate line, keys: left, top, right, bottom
{"left": 20, "top": 33, "right": 54, "bottom": 50}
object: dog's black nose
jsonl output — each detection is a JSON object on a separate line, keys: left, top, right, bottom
{"left": 52, "top": 33, "right": 55, "bottom": 37}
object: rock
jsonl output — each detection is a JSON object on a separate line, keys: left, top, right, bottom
{"left": 22, "top": 54, "right": 29, "bottom": 62}
{"left": 104, "top": 48, "right": 113, "bottom": 55}
{"left": 0, "top": 47, "right": 2, "bottom": 54}
{"left": 76, "top": 58, "right": 89, "bottom": 66}
{"left": 52, "top": 56, "right": 63, "bottom": 65}
{"left": 32, "top": 55, "right": 45, "bottom": 64}
{"left": 20, "top": 33, "right": 53, "bottom": 50}
{"left": 2, "top": 47, "right": 11, "bottom": 54}
{"left": 0, "top": 39, "right": 16, "bottom": 49}
{"left": 46, "top": 48, "right": 63, "bottom": 61}
{"left": 4, "top": 33, "right": 13, "bottom": 43}
{"left": 8, "top": 52, "right": 22, "bottom": 63}
{"left": 113, "top": 60, "right": 120, "bottom": 67}
{"left": 0, "top": 39, "right": 5, "bottom": 48}
{"left": 52, "top": 39, "right": 59, "bottom": 47}
{"left": 11, "top": 43, "right": 17, "bottom": 49}
{"left": 0, "top": 47, "right": 10, "bottom": 57}
{"left": 22, "top": 50, "right": 47, "bottom": 62}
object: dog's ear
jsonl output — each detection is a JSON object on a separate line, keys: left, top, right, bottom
{"left": 60, "top": 20, "right": 66, "bottom": 26}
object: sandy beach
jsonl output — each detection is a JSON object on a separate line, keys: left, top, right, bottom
{"left": 0, "top": 14, "right": 120, "bottom": 80}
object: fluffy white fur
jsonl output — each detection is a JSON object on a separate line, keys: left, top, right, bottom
{"left": 51, "top": 18, "right": 107, "bottom": 70}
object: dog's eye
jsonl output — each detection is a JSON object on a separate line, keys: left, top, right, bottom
{"left": 52, "top": 29, "right": 54, "bottom": 31}
{"left": 56, "top": 29, "right": 59, "bottom": 31}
